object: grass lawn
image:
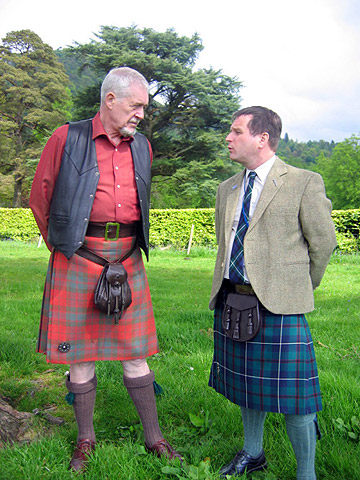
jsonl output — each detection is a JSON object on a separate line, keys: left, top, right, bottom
{"left": 0, "top": 242, "right": 359, "bottom": 479}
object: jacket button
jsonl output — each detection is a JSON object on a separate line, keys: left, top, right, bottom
{"left": 58, "top": 342, "right": 71, "bottom": 353}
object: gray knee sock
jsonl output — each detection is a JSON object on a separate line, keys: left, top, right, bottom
{"left": 285, "top": 413, "right": 317, "bottom": 480}
{"left": 66, "top": 375, "right": 97, "bottom": 443}
{"left": 241, "top": 407, "right": 267, "bottom": 457}
{"left": 123, "top": 370, "right": 163, "bottom": 448}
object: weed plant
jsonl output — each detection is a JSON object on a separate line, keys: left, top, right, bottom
{"left": 0, "top": 242, "right": 359, "bottom": 479}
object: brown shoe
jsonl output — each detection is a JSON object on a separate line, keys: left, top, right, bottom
{"left": 69, "top": 439, "right": 96, "bottom": 472}
{"left": 146, "top": 438, "right": 183, "bottom": 463}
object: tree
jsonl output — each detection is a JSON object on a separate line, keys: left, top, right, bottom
{"left": 316, "top": 135, "right": 360, "bottom": 209}
{"left": 277, "top": 137, "right": 336, "bottom": 170}
{"left": 55, "top": 48, "right": 101, "bottom": 96}
{"left": 60, "top": 26, "right": 242, "bottom": 207}
{"left": 0, "top": 30, "right": 71, "bottom": 206}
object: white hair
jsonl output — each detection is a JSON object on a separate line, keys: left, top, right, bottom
{"left": 100, "top": 67, "right": 149, "bottom": 104}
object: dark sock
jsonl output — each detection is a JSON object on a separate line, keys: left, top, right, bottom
{"left": 123, "top": 370, "right": 163, "bottom": 448}
{"left": 66, "top": 375, "right": 97, "bottom": 443}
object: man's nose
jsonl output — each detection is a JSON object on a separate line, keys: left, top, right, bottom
{"left": 135, "top": 107, "right": 145, "bottom": 119}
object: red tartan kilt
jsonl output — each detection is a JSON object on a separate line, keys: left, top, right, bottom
{"left": 38, "top": 235, "right": 158, "bottom": 364}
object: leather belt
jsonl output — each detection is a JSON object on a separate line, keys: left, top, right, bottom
{"left": 234, "top": 283, "right": 255, "bottom": 295}
{"left": 86, "top": 222, "right": 138, "bottom": 240}
{"left": 223, "top": 279, "right": 255, "bottom": 295}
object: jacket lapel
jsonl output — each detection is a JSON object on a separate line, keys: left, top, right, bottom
{"left": 247, "top": 157, "right": 287, "bottom": 233}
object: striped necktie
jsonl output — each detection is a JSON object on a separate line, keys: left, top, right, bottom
{"left": 229, "top": 171, "right": 257, "bottom": 284}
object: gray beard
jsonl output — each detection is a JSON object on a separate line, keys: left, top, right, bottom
{"left": 120, "top": 125, "right": 137, "bottom": 137}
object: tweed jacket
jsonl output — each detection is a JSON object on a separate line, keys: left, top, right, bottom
{"left": 209, "top": 157, "right": 337, "bottom": 314}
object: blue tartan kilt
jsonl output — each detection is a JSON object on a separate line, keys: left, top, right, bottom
{"left": 209, "top": 290, "right": 322, "bottom": 415}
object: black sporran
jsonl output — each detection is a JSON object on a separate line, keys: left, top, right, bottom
{"left": 222, "top": 293, "right": 262, "bottom": 342}
{"left": 94, "top": 263, "right": 132, "bottom": 324}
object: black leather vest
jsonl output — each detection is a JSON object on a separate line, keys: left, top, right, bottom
{"left": 48, "top": 118, "right": 151, "bottom": 260}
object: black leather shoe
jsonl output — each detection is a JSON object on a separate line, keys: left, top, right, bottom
{"left": 219, "top": 449, "right": 267, "bottom": 477}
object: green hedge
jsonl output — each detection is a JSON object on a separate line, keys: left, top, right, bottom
{"left": 332, "top": 209, "right": 360, "bottom": 253}
{"left": 0, "top": 208, "right": 40, "bottom": 242}
{"left": 149, "top": 208, "right": 215, "bottom": 248}
{"left": 1, "top": 207, "right": 359, "bottom": 253}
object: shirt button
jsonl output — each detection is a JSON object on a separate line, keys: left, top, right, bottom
{"left": 118, "top": 204, "right": 121, "bottom": 208}
{"left": 115, "top": 148, "right": 118, "bottom": 152}
{"left": 117, "top": 185, "right": 120, "bottom": 188}
{"left": 115, "top": 166, "right": 119, "bottom": 170}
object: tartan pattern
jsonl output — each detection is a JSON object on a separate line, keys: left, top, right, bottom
{"left": 229, "top": 171, "right": 256, "bottom": 284}
{"left": 209, "top": 291, "right": 322, "bottom": 414}
{"left": 38, "top": 235, "right": 158, "bottom": 364}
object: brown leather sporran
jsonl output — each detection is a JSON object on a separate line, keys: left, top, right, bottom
{"left": 94, "top": 263, "right": 132, "bottom": 323}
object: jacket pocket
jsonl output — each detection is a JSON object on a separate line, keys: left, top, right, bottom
{"left": 269, "top": 206, "right": 298, "bottom": 215}
{"left": 50, "top": 213, "right": 69, "bottom": 225}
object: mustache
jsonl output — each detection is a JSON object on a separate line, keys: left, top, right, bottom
{"left": 120, "top": 119, "right": 140, "bottom": 137}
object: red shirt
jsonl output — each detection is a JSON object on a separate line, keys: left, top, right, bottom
{"left": 29, "top": 112, "right": 152, "bottom": 248}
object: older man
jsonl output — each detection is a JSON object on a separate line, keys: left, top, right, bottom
{"left": 30, "top": 67, "right": 182, "bottom": 472}
{"left": 208, "top": 106, "right": 336, "bottom": 478}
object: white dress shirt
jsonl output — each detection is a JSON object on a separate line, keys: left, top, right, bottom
{"left": 224, "top": 155, "right": 276, "bottom": 281}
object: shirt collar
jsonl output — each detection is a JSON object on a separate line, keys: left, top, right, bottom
{"left": 92, "top": 112, "right": 133, "bottom": 145}
{"left": 246, "top": 155, "right": 276, "bottom": 185}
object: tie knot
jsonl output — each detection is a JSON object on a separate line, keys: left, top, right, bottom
{"left": 248, "top": 171, "right": 256, "bottom": 180}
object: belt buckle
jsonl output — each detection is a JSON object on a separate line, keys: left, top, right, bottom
{"left": 235, "top": 284, "right": 252, "bottom": 295}
{"left": 105, "top": 222, "right": 120, "bottom": 241}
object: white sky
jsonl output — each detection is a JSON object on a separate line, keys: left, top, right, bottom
{"left": 1, "top": 0, "right": 359, "bottom": 143}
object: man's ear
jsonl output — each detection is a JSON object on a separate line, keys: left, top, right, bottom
{"left": 105, "top": 92, "right": 116, "bottom": 109}
{"left": 259, "top": 132, "right": 269, "bottom": 148}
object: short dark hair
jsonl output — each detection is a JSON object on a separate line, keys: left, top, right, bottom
{"left": 233, "top": 106, "right": 282, "bottom": 151}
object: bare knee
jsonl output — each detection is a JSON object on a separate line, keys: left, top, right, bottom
{"left": 122, "top": 358, "right": 150, "bottom": 378}
{"left": 69, "top": 361, "right": 96, "bottom": 383}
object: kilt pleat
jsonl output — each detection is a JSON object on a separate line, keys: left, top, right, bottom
{"left": 209, "top": 294, "right": 322, "bottom": 415}
{"left": 38, "top": 235, "right": 158, "bottom": 364}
